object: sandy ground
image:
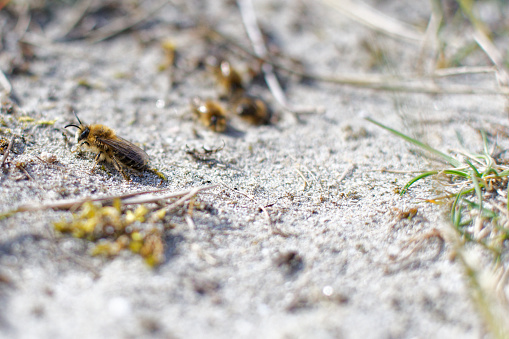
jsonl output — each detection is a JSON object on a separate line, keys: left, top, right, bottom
{"left": 1, "top": 0, "right": 508, "bottom": 338}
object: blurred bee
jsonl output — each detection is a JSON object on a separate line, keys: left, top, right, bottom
{"left": 190, "top": 97, "right": 227, "bottom": 133}
{"left": 232, "top": 96, "right": 271, "bottom": 125}
{"left": 208, "top": 58, "right": 272, "bottom": 125}
{"left": 64, "top": 111, "right": 149, "bottom": 181}
{"left": 207, "top": 58, "right": 244, "bottom": 99}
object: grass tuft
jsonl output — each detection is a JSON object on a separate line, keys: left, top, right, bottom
{"left": 367, "top": 116, "right": 509, "bottom": 337}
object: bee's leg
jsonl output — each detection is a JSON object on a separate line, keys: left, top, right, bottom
{"left": 71, "top": 144, "right": 80, "bottom": 154}
{"left": 72, "top": 141, "right": 85, "bottom": 154}
{"left": 112, "top": 156, "right": 130, "bottom": 181}
{"left": 90, "top": 152, "right": 102, "bottom": 174}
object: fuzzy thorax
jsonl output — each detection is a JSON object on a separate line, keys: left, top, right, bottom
{"left": 76, "top": 124, "right": 116, "bottom": 160}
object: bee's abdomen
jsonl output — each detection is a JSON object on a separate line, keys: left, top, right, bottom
{"left": 114, "top": 150, "right": 148, "bottom": 170}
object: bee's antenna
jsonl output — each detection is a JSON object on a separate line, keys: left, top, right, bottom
{"left": 64, "top": 124, "right": 81, "bottom": 129}
{"left": 72, "top": 110, "right": 83, "bottom": 125}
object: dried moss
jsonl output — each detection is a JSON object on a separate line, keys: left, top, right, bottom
{"left": 54, "top": 200, "right": 167, "bottom": 267}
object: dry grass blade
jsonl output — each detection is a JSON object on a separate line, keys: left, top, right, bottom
{"left": 416, "top": 1, "right": 442, "bottom": 74}
{"left": 312, "top": 75, "right": 509, "bottom": 95}
{"left": 209, "top": 28, "right": 508, "bottom": 96}
{"left": 452, "top": 0, "right": 509, "bottom": 86}
{"left": 1, "top": 135, "right": 16, "bottom": 168}
{"left": 433, "top": 66, "right": 496, "bottom": 77}
{"left": 0, "top": 68, "right": 12, "bottom": 94}
{"left": 12, "top": 184, "right": 217, "bottom": 212}
{"left": 318, "top": 0, "right": 423, "bottom": 42}
{"left": 237, "top": 0, "right": 317, "bottom": 114}
{"left": 293, "top": 166, "right": 309, "bottom": 190}
{"left": 236, "top": 0, "right": 287, "bottom": 107}
{"left": 473, "top": 31, "right": 509, "bottom": 86}
{"left": 124, "top": 185, "right": 216, "bottom": 209}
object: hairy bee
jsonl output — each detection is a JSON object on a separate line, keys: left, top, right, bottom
{"left": 232, "top": 96, "right": 271, "bottom": 125}
{"left": 64, "top": 112, "right": 149, "bottom": 181}
{"left": 190, "top": 97, "right": 227, "bottom": 133}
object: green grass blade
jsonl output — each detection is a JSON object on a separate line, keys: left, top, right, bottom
{"left": 482, "top": 168, "right": 498, "bottom": 178}
{"left": 451, "top": 189, "right": 464, "bottom": 227}
{"left": 464, "top": 159, "right": 480, "bottom": 177}
{"left": 481, "top": 130, "right": 489, "bottom": 155}
{"left": 366, "top": 117, "right": 462, "bottom": 167}
{"left": 401, "top": 171, "right": 438, "bottom": 195}
{"left": 442, "top": 169, "right": 470, "bottom": 178}
{"left": 401, "top": 169, "right": 472, "bottom": 195}
{"left": 470, "top": 170, "right": 483, "bottom": 213}
{"left": 458, "top": 187, "right": 476, "bottom": 196}
{"left": 496, "top": 169, "right": 509, "bottom": 177}
{"left": 463, "top": 200, "right": 496, "bottom": 219}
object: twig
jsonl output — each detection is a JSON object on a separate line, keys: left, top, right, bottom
{"left": 13, "top": 184, "right": 217, "bottom": 212}
{"left": 87, "top": 1, "right": 168, "bottom": 43}
{"left": 57, "top": 0, "right": 94, "bottom": 40}
{"left": 18, "top": 165, "right": 32, "bottom": 180}
{"left": 1, "top": 135, "right": 16, "bottom": 168}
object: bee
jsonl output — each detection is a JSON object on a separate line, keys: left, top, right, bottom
{"left": 64, "top": 112, "right": 149, "bottom": 181}
{"left": 209, "top": 59, "right": 245, "bottom": 99}
{"left": 232, "top": 96, "right": 271, "bottom": 125}
{"left": 190, "top": 97, "right": 227, "bottom": 132}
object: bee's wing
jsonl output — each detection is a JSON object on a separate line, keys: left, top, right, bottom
{"left": 97, "top": 136, "right": 149, "bottom": 170}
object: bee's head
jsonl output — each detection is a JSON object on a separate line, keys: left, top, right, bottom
{"left": 210, "top": 114, "right": 218, "bottom": 126}
{"left": 76, "top": 126, "right": 90, "bottom": 142}
{"left": 64, "top": 111, "right": 89, "bottom": 142}
{"left": 210, "top": 112, "right": 226, "bottom": 132}
{"left": 219, "top": 60, "right": 232, "bottom": 77}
